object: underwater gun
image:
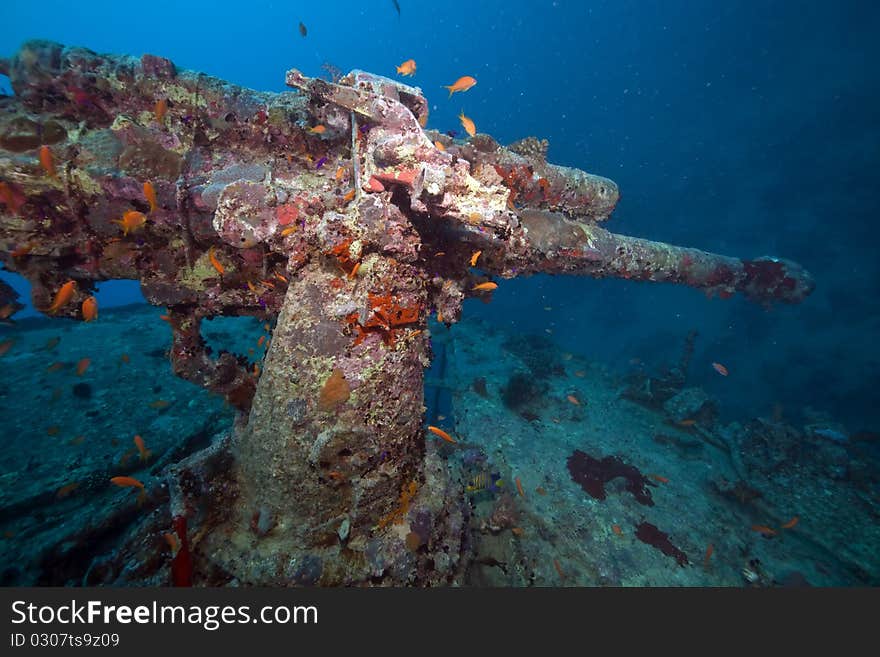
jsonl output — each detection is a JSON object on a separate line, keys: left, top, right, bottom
{"left": 0, "top": 41, "right": 813, "bottom": 585}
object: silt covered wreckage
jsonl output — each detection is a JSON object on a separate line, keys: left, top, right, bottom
{"left": 0, "top": 42, "right": 813, "bottom": 585}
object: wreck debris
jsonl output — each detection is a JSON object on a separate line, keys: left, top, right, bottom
{"left": 0, "top": 40, "right": 814, "bottom": 586}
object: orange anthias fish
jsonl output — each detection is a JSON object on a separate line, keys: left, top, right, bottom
{"left": 781, "top": 516, "right": 799, "bottom": 529}
{"left": 469, "top": 250, "right": 482, "bottom": 267}
{"left": 114, "top": 210, "right": 147, "bottom": 236}
{"left": 612, "top": 524, "right": 623, "bottom": 536}
{"left": 751, "top": 524, "right": 777, "bottom": 537}
{"left": 208, "top": 246, "right": 225, "bottom": 276}
{"left": 335, "top": 166, "right": 346, "bottom": 181}
{"left": 110, "top": 475, "right": 146, "bottom": 503}
{"left": 515, "top": 477, "right": 526, "bottom": 498}
{"left": 39, "top": 145, "right": 57, "bottom": 178}
{"left": 458, "top": 111, "right": 476, "bottom": 137}
{"left": 566, "top": 395, "right": 581, "bottom": 406}
{"left": 0, "top": 339, "right": 14, "bottom": 357}
{"left": 81, "top": 296, "right": 98, "bottom": 322}
{"left": 704, "top": 543, "right": 714, "bottom": 567}
{"left": 427, "top": 425, "right": 457, "bottom": 444}
{"left": 76, "top": 358, "right": 91, "bottom": 376}
{"left": 306, "top": 125, "right": 326, "bottom": 135}
{"left": 143, "top": 181, "right": 158, "bottom": 213}
{"left": 47, "top": 280, "right": 76, "bottom": 314}
{"left": 444, "top": 75, "right": 477, "bottom": 97}
{"left": 154, "top": 99, "right": 167, "bottom": 123}
{"left": 472, "top": 282, "right": 497, "bottom": 292}
{"left": 434, "top": 140, "right": 446, "bottom": 151}
{"left": 712, "top": 362, "right": 729, "bottom": 376}
{"left": 134, "top": 435, "right": 152, "bottom": 462}
{"left": 396, "top": 59, "right": 417, "bottom": 76}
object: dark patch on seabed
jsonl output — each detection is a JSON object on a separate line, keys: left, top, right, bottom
{"left": 1, "top": 306, "right": 878, "bottom": 586}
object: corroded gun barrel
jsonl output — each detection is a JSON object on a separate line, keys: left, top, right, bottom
{"left": 0, "top": 41, "right": 812, "bottom": 585}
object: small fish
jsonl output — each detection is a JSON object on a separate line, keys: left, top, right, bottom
{"left": 704, "top": 543, "right": 714, "bottom": 567}
{"left": 574, "top": 370, "right": 586, "bottom": 378}
{"left": 154, "top": 99, "right": 167, "bottom": 123}
{"left": 159, "top": 314, "right": 171, "bottom": 322}
{"left": 612, "top": 524, "right": 623, "bottom": 536}
{"left": 208, "top": 246, "right": 225, "bottom": 276}
{"left": 392, "top": 0, "right": 401, "bottom": 17}
{"left": 396, "top": 59, "right": 417, "bottom": 77}
{"left": 307, "top": 125, "right": 326, "bottom": 135}
{"left": 458, "top": 111, "right": 476, "bottom": 137}
{"left": 47, "top": 426, "right": 60, "bottom": 436}
{"left": 68, "top": 435, "right": 85, "bottom": 446}
{"left": 472, "top": 282, "right": 497, "bottom": 292}
{"left": 469, "top": 250, "right": 482, "bottom": 267}
{"left": 677, "top": 418, "right": 696, "bottom": 427}
{"left": 281, "top": 226, "right": 297, "bottom": 237}
{"left": 0, "top": 339, "right": 13, "bottom": 357}
{"left": 466, "top": 472, "right": 503, "bottom": 493}
{"left": 257, "top": 335, "right": 266, "bottom": 347}
{"left": 120, "top": 353, "right": 130, "bottom": 364}
{"left": 47, "top": 280, "right": 76, "bottom": 314}
{"left": 253, "top": 363, "right": 260, "bottom": 377}
{"left": 315, "top": 156, "right": 328, "bottom": 170}
{"left": 650, "top": 474, "right": 669, "bottom": 484}
{"left": 515, "top": 477, "right": 526, "bottom": 498}
{"left": 511, "top": 527, "right": 525, "bottom": 537}
{"left": 44, "top": 337, "right": 61, "bottom": 350}
{"left": 781, "top": 516, "right": 799, "bottom": 530}
{"left": 113, "top": 210, "right": 147, "bottom": 236}
{"left": 76, "top": 358, "right": 91, "bottom": 376}
{"left": 46, "top": 362, "right": 66, "bottom": 373}
{"left": 39, "top": 145, "right": 57, "bottom": 178}
{"left": 342, "top": 189, "right": 356, "bottom": 203}
{"left": 149, "top": 399, "right": 170, "bottom": 409}
{"left": 298, "top": 21, "right": 308, "bottom": 37}
{"left": 535, "top": 486, "right": 546, "bottom": 495}
{"left": 56, "top": 482, "right": 81, "bottom": 499}
{"left": 566, "top": 395, "right": 581, "bottom": 406}
{"left": 434, "top": 251, "right": 446, "bottom": 257}
{"left": 81, "top": 296, "right": 98, "bottom": 322}
{"left": 427, "top": 425, "right": 457, "bottom": 444}
{"left": 110, "top": 475, "right": 146, "bottom": 503}
{"left": 751, "top": 525, "right": 777, "bottom": 537}
{"left": 143, "top": 181, "right": 158, "bottom": 212}
{"left": 335, "top": 166, "right": 346, "bottom": 181}
{"left": 434, "top": 140, "right": 446, "bottom": 151}
{"left": 134, "top": 435, "right": 152, "bottom": 462}
{"left": 348, "top": 262, "right": 361, "bottom": 279}
{"left": 444, "top": 76, "right": 477, "bottom": 97}
{"left": 712, "top": 362, "right": 729, "bottom": 376}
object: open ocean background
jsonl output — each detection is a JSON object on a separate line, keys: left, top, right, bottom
{"left": 2, "top": 0, "right": 878, "bottom": 432}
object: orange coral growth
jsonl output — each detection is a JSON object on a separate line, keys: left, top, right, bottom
{"left": 345, "top": 292, "right": 421, "bottom": 347}
{"left": 377, "top": 480, "right": 418, "bottom": 530}
{"left": 327, "top": 238, "right": 359, "bottom": 276}
{"left": 318, "top": 368, "right": 350, "bottom": 411}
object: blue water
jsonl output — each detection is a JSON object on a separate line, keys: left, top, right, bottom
{"left": 1, "top": 1, "right": 878, "bottom": 585}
